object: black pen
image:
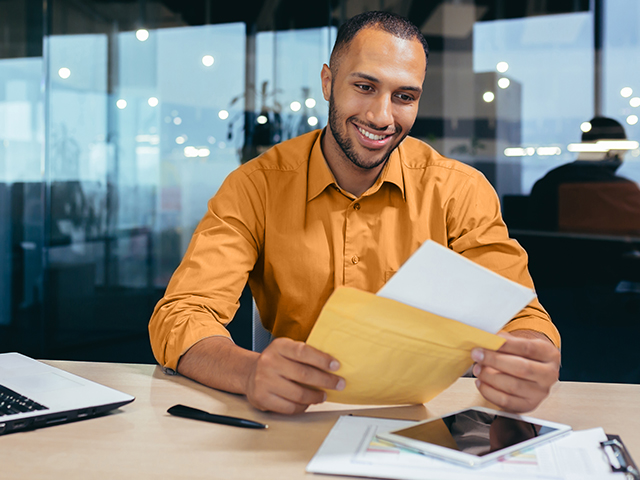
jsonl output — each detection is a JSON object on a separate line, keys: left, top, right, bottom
{"left": 167, "top": 404, "right": 268, "bottom": 429}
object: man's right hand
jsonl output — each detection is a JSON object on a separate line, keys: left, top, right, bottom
{"left": 245, "top": 337, "right": 345, "bottom": 414}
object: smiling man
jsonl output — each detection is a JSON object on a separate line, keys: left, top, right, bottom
{"left": 149, "top": 12, "right": 561, "bottom": 415}
{"left": 320, "top": 25, "right": 424, "bottom": 196}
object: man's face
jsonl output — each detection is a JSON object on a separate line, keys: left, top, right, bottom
{"left": 321, "top": 28, "right": 426, "bottom": 171}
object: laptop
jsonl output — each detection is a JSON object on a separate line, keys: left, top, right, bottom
{"left": 0, "top": 352, "right": 134, "bottom": 435}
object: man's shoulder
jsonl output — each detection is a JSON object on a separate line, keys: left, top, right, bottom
{"left": 400, "top": 136, "right": 483, "bottom": 181}
{"left": 239, "top": 130, "right": 321, "bottom": 176}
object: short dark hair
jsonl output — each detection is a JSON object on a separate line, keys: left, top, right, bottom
{"left": 582, "top": 116, "right": 626, "bottom": 142}
{"left": 330, "top": 11, "right": 429, "bottom": 72}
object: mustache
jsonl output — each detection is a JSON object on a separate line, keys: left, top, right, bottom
{"left": 350, "top": 118, "right": 399, "bottom": 136}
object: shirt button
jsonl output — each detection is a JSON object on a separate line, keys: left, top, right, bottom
{"left": 351, "top": 255, "right": 359, "bottom": 264}
{"left": 353, "top": 203, "right": 361, "bottom": 210}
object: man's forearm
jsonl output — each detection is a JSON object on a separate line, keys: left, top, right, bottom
{"left": 178, "top": 335, "right": 344, "bottom": 414}
{"left": 177, "top": 336, "right": 260, "bottom": 394}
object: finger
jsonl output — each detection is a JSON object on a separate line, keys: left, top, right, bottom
{"left": 473, "top": 363, "right": 541, "bottom": 401}
{"left": 251, "top": 390, "right": 310, "bottom": 415}
{"left": 248, "top": 372, "right": 325, "bottom": 414}
{"left": 495, "top": 333, "right": 559, "bottom": 362}
{"left": 280, "top": 360, "right": 346, "bottom": 391}
{"left": 274, "top": 338, "right": 341, "bottom": 372}
{"left": 268, "top": 338, "right": 345, "bottom": 390}
{"left": 473, "top": 348, "right": 550, "bottom": 382}
{"left": 268, "top": 374, "right": 328, "bottom": 406}
{"left": 260, "top": 340, "right": 345, "bottom": 391}
{"left": 475, "top": 378, "right": 539, "bottom": 413}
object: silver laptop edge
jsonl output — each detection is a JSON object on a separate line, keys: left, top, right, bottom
{"left": 0, "top": 352, "right": 135, "bottom": 435}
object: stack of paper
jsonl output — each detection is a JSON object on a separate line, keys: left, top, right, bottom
{"left": 306, "top": 416, "right": 621, "bottom": 480}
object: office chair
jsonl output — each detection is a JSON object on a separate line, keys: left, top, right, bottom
{"left": 251, "top": 300, "right": 272, "bottom": 353}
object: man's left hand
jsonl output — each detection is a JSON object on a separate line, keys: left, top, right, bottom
{"left": 471, "top": 331, "right": 560, "bottom": 413}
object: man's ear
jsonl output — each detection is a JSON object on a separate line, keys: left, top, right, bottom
{"left": 321, "top": 64, "right": 332, "bottom": 101}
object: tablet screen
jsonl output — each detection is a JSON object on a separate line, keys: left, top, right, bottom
{"left": 390, "top": 409, "right": 560, "bottom": 457}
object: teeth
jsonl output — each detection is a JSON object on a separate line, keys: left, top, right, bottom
{"left": 358, "top": 127, "right": 388, "bottom": 141}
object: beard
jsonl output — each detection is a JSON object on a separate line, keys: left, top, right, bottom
{"left": 328, "top": 90, "right": 406, "bottom": 171}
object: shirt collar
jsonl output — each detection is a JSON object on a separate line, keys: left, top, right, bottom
{"left": 307, "top": 131, "right": 337, "bottom": 202}
{"left": 307, "top": 129, "right": 406, "bottom": 202}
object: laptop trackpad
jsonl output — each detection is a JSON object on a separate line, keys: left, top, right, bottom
{"left": 9, "top": 372, "right": 83, "bottom": 393}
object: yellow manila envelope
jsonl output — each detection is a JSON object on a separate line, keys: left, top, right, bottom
{"left": 305, "top": 287, "right": 505, "bottom": 405}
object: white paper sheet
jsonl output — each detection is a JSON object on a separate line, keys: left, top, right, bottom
{"left": 307, "top": 415, "right": 624, "bottom": 480}
{"left": 377, "top": 240, "right": 537, "bottom": 333}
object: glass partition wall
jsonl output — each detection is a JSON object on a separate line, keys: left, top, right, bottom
{"left": 1, "top": 0, "right": 639, "bottom": 382}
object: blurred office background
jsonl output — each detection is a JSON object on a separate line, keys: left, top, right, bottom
{"left": 0, "top": 0, "right": 639, "bottom": 382}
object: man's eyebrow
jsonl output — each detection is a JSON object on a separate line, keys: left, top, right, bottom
{"left": 349, "top": 72, "right": 423, "bottom": 94}
{"left": 349, "top": 72, "right": 380, "bottom": 83}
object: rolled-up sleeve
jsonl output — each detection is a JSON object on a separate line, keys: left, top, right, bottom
{"left": 149, "top": 168, "right": 266, "bottom": 370}
{"left": 447, "top": 171, "right": 561, "bottom": 348}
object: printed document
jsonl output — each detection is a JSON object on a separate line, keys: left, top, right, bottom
{"left": 307, "top": 415, "right": 624, "bottom": 480}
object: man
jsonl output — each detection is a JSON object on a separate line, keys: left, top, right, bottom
{"left": 149, "top": 12, "right": 560, "bottom": 415}
{"left": 529, "top": 116, "right": 640, "bottom": 234}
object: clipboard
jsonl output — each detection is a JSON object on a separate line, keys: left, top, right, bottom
{"left": 602, "top": 434, "right": 639, "bottom": 479}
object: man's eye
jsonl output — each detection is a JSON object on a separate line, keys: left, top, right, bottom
{"left": 397, "top": 93, "right": 414, "bottom": 102}
{"left": 356, "top": 84, "right": 372, "bottom": 91}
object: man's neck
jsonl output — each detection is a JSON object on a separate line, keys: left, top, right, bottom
{"left": 320, "top": 129, "right": 387, "bottom": 198}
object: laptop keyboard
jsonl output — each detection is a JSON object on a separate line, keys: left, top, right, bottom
{"left": 0, "top": 384, "right": 49, "bottom": 417}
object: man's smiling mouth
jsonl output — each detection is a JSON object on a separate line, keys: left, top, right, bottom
{"left": 356, "top": 126, "right": 392, "bottom": 141}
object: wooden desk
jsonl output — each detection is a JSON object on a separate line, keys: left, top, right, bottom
{"left": 1, "top": 361, "right": 639, "bottom": 479}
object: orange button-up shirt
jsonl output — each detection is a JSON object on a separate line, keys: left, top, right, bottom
{"left": 149, "top": 130, "right": 560, "bottom": 370}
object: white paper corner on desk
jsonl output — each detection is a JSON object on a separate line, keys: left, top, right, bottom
{"left": 377, "top": 239, "right": 536, "bottom": 333}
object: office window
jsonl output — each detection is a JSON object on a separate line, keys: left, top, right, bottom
{"left": 0, "top": 0, "right": 638, "bottom": 383}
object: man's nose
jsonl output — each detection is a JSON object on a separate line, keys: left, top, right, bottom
{"left": 366, "top": 94, "right": 393, "bottom": 129}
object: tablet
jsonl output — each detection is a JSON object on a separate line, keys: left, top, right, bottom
{"left": 377, "top": 406, "right": 571, "bottom": 467}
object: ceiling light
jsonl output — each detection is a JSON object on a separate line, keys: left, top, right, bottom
{"left": 136, "top": 29, "right": 149, "bottom": 42}
{"left": 504, "top": 148, "right": 527, "bottom": 157}
{"left": 621, "top": 87, "right": 633, "bottom": 98}
{"left": 596, "top": 140, "right": 639, "bottom": 149}
{"left": 536, "top": 147, "right": 562, "bottom": 156}
{"left": 483, "top": 91, "right": 495, "bottom": 103}
{"left": 567, "top": 140, "right": 639, "bottom": 152}
{"left": 184, "top": 146, "right": 199, "bottom": 158}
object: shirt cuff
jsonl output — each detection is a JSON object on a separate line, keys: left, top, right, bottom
{"left": 162, "top": 314, "right": 232, "bottom": 371}
{"left": 501, "top": 317, "right": 561, "bottom": 349}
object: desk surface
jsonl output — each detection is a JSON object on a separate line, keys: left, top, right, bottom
{"left": 1, "top": 361, "right": 639, "bottom": 479}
